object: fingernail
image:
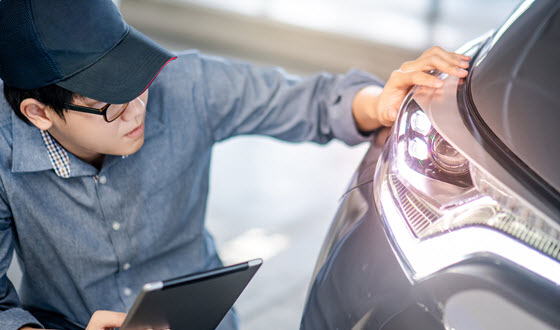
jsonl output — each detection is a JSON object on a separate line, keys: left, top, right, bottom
{"left": 390, "top": 109, "right": 397, "bottom": 119}
{"left": 435, "top": 80, "right": 444, "bottom": 87}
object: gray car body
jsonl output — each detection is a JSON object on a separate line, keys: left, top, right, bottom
{"left": 300, "top": 1, "right": 560, "bottom": 329}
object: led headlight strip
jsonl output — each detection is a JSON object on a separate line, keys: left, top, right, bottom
{"left": 373, "top": 92, "right": 560, "bottom": 285}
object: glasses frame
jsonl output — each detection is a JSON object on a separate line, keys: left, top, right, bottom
{"left": 64, "top": 102, "right": 129, "bottom": 123}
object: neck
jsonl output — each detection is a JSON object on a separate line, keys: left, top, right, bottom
{"left": 45, "top": 130, "right": 105, "bottom": 169}
{"left": 88, "top": 154, "right": 105, "bottom": 170}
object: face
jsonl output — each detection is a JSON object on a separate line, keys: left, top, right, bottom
{"left": 46, "top": 90, "right": 149, "bottom": 164}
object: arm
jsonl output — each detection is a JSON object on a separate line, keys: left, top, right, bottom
{"left": 196, "top": 52, "right": 383, "bottom": 145}
{"left": 195, "top": 46, "right": 468, "bottom": 146}
{"left": 0, "top": 182, "right": 43, "bottom": 330}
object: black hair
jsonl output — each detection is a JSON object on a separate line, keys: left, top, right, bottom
{"left": 3, "top": 83, "right": 76, "bottom": 125}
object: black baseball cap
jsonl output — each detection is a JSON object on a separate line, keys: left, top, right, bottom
{"left": 0, "top": 0, "right": 176, "bottom": 104}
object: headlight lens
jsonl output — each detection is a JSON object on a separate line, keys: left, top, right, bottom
{"left": 374, "top": 90, "right": 560, "bottom": 284}
{"left": 431, "top": 134, "right": 469, "bottom": 175}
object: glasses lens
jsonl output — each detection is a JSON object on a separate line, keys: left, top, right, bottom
{"left": 106, "top": 103, "right": 128, "bottom": 122}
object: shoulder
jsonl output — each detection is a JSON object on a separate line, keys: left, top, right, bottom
{"left": 147, "top": 50, "right": 203, "bottom": 104}
{"left": 153, "top": 50, "right": 244, "bottom": 87}
{"left": 147, "top": 50, "right": 203, "bottom": 105}
{"left": 144, "top": 51, "right": 214, "bottom": 142}
{"left": 153, "top": 50, "right": 203, "bottom": 84}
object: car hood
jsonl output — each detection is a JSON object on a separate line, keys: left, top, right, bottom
{"left": 470, "top": 0, "right": 560, "bottom": 195}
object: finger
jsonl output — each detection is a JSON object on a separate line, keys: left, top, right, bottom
{"left": 86, "top": 310, "right": 127, "bottom": 330}
{"left": 439, "top": 53, "right": 471, "bottom": 69}
{"left": 376, "top": 108, "right": 397, "bottom": 128}
{"left": 410, "top": 71, "right": 446, "bottom": 88}
{"left": 437, "top": 51, "right": 471, "bottom": 69}
{"left": 401, "top": 55, "right": 468, "bottom": 77}
{"left": 434, "top": 53, "right": 470, "bottom": 70}
{"left": 452, "top": 52, "right": 472, "bottom": 62}
{"left": 424, "top": 55, "right": 468, "bottom": 77}
{"left": 382, "top": 105, "right": 399, "bottom": 124}
{"left": 376, "top": 94, "right": 402, "bottom": 126}
{"left": 420, "top": 46, "right": 471, "bottom": 68}
{"left": 419, "top": 45, "right": 443, "bottom": 58}
{"left": 389, "top": 70, "right": 443, "bottom": 89}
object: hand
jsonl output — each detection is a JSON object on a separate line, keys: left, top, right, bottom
{"left": 19, "top": 310, "right": 126, "bottom": 330}
{"left": 85, "top": 310, "right": 127, "bottom": 330}
{"left": 352, "top": 46, "right": 471, "bottom": 132}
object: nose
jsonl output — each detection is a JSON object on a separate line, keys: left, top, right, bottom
{"left": 120, "top": 96, "right": 146, "bottom": 122}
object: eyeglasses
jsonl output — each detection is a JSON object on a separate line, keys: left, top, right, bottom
{"left": 64, "top": 102, "right": 129, "bottom": 123}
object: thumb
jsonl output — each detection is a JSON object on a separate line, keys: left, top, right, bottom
{"left": 376, "top": 87, "right": 407, "bottom": 127}
{"left": 387, "top": 106, "right": 398, "bottom": 122}
{"left": 377, "top": 103, "right": 399, "bottom": 127}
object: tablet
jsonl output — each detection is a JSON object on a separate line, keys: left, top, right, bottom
{"left": 120, "top": 259, "right": 262, "bottom": 330}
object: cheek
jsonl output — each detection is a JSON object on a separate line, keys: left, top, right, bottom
{"left": 65, "top": 118, "right": 120, "bottom": 149}
{"left": 89, "top": 126, "right": 123, "bottom": 150}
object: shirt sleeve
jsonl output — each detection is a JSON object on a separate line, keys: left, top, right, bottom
{"left": 0, "top": 182, "right": 43, "bottom": 330}
{"left": 194, "top": 52, "right": 384, "bottom": 144}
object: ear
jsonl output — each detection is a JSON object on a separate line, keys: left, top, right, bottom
{"left": 19, "top": 98, "right": 55, "bottom": 130}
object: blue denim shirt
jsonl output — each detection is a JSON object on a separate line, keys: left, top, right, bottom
{"left": 0, "top": 51, "right": 381, "bottom": 330}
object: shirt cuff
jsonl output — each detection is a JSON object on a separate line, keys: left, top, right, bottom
{"left": 329, "top": 69, "right": 384, "bottom": 146}
{"left": 0, "top": 308, "right": 44, "bottom": 330}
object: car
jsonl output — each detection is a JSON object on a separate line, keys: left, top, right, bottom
{"left": 300, "top": 0, "right": 560, "bottom": 329}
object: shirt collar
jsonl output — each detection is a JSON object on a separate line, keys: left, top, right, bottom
{"left": 11, "top": 111, "right": 55, "bottom": 174}
{"left": 11, "top": 111, "right": 99, "bottom": 178}
{"left": 39, "top": 130, "right": 131, "bottom": 178}
{"left": 40, "top": 130, "right": 71, "bottom": 178}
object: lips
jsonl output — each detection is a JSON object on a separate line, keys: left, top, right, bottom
{"left": 125, "top": 123, "right": 145, "bottom": 138}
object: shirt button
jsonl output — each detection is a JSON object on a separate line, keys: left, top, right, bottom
{"left": 112, "top": 222, "right": 121, "bottom": 231}
{"left": 124, "top": 288, "right": 132, "bottom": 296}
{"left": 123, "top": 263, "right": 131, "bottom": 271}
{"left": 98, "top": 175, "right": 107, "bottom": 184}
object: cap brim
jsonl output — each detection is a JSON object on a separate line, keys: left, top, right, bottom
{"left": 56, "top": 27, "right": 176, "bottom": 104}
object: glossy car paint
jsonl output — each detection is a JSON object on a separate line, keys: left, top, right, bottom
{"left": 301, "top": 131, "right": 560, "bottom": 329}
{"left": 300, "top": 1, "right": 560, "bottom": 328}
{"left": 470, "top": 0, "right": 560, "bottom": 197}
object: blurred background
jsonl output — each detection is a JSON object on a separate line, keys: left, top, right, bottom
{"left": 8, "top": 0, "right": 523, "bottom": 329}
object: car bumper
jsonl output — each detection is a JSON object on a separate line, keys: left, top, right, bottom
{"left": 300, "top": 175, "right": 445, "bottom": 329}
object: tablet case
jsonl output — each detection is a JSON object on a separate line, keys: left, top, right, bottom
{"left": 120, "top": 259, "right": 262, "bottom": 330}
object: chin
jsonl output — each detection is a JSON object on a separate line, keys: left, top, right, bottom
{"left": 112, "top": 138, "right": 145, "bottom": 156}
{"left": 127, "top": 138, "right": 145, "bottom": 155}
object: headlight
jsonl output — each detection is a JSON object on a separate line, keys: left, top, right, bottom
{"left": 373, "top": 88, "right": 560, "bottom": 284}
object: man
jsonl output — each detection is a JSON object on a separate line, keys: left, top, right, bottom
{"left": 0, "top": 0, "right": 469, "bottom": 329}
